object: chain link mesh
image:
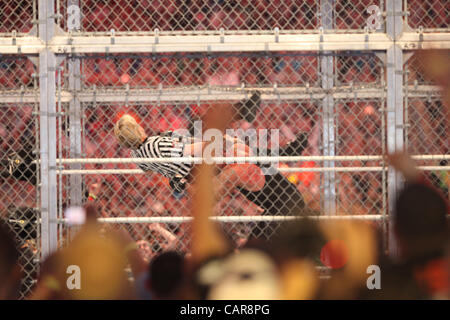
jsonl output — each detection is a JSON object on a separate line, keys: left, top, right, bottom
{"left": 56, "top": 0, "right": 450, "bottom": 34}
{"left": 0, "top": 56, "right": 39, "bottom": 299}
{"left": 51, "top": 51, "right": 390, "bottom": 260}
{"left": 404, "top": 50, "right": 449, "bottom": 201}
{"left": 56, "top": 0, "right": 390, "bottom": 33}
{"left": 404, "top": 51, "right": 449, "bottom": 177}
{"left": 76, "top": 53, "right": 323, "bottom": 89}
{"left": 60, "top": 97, "right": 324, "bottom": 254}
{"left": 74, "top": 52, "right": 385, "bottom": 90}
{"left": 335, "top": 54, "right": 383, "bottom": 86}
{"left": 406, "top": 96, "right": 449, "bottom": 199}
{"left": 335, "top": 99, "right": 386, "bottom": 216}
{"left": 0, "top": 96, "right": 40, "bottom": 298}
{"left": 406, "top": 0, "right": 449, "bottom": 30}
{"left": 0, "top": 0, "right": 35, "bottom": 35}
{"left": 0, "top": 56, "right": 37, "bottom": 90}
{"left": 405, "top": 52, "right": 436, "bottom": 86}
{"left": 0, "top": 0, "right": 448, "bottom": 299}
{"left": 55, "top": 50, "right": 445, "bottom": 271}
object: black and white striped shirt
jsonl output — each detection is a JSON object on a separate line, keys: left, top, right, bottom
{"left": 131, "top": 134, "right": 193, "bottom": 180}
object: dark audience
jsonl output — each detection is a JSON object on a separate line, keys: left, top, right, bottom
{"left": 0, "top": 222, "right": 22, "bottom": 300}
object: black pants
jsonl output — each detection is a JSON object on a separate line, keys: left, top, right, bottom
{"left": 237, "top": 170, "right": 307, "bottom": 239}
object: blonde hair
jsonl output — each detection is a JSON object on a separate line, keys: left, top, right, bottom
{"left": 114, "top": 114, "right": 146, "bottom": 149}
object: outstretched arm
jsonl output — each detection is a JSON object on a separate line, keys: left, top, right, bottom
{"left": 387, "top": 151, "right": 421, "bottom": 183}
{"left": 190, "top": 103, "right": 235, "bottom": 264}
{"left": 148, "top": 223, "right": 179, "bottom": 251}
{"left": 110, "top": 225, "right": 149, "bottom": 279}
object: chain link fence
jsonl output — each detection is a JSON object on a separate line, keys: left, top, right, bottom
{"left": 403, "top": 51, "right": 449, "bottom": 199}
{"left": 56, "top": 0, "right": 450, "bottom": 34}
{"left": 0, "top": 57, "right": 40, "bottom": 298}
{"left": 405, "top": 95, "right": 449, "bottom": 198}
{"left": 59, "top": 0, "right": 385, "bottom": 33}
{"left": 77, "top": 53, "right": 321, "bottom": 89}
{"left": 406, "top": 0, "right": 449, "bottom": 31}
{"left": 0, "top": 0, "right": 448, "bottom": 298}
{"left": 54, "top": 51, "right": 391, "bottom": 260}
{"left": 0, "top": 0, "right": 447, "bottom": 35}
{"left": 0, "top": 1, "right": 36, "bottom": 35}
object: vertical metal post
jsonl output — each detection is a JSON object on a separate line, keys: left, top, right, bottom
{"left": 386, "top": 0, "right": 404, "bottom": 258}
{"left": 39, "top": 0, "right": 58, "bottom": 259}
{"left": 320, "top": 0, "right": 336, "bottom": 215}
{"left": 68, "top": 0, "right": 83, "bottom": 208}
{"left": 380, "top": 66, "right": 389, "bottom": 252}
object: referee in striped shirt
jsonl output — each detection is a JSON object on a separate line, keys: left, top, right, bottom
{"left": 130, "top": 134, "right": 193, "bottom": 189}
{"left": 114, "top": 114, "right": 198, "bottom": 195}
{"left": 114, "top": 109, "right": 307, "bottom": 237}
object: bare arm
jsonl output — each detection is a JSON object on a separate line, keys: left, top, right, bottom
{"left": 215, "top": 163, "right": 265, "bottom": 192}
{"left": 114, "top": 226, "right": 148, "bottom": 278}
{"left": 191, "top": 162, "right": 229, "bottom": 264}
{"left": 387, "top": 151, "right": 421, "bottom": 183}
{"left": 190, "top": 103, "right": 234, "bottom": 264}
{"left": 148, "top": 223, "right": 178, "bottom": 251}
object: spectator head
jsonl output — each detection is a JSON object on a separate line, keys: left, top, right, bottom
{"left": 0, "top": 221, "right": 22, "bottom": 299}
{"left": 147, "top": 251, "right": 185, "bottom": 299}
{"left": 395, "top": 183, "right": 449, "bottom": 261}
{"left": 272, "top": 219, "right": 325, "bottom": 299}
{"left": 54, "top": 222, "right": 134, "bottom": 300}
{"left": 30, "top": 251, "right": 63, "bottom": 300}
{"left": 317, "top": 220, "right": 379, "bottom": 299}
{"left": 205, "top": 249, "right": 282, "bottom": 300}
{"left": 273, "top": 219, "right": 326, "bottom": 262}
{"left": 136, "top": 240, "right": 153, "bottom": 263}
{"left": 114, "top": 114, "right": 146, "bottom": 149}
{"left": 84, "top": 203, "right": 100, "bottom": 223}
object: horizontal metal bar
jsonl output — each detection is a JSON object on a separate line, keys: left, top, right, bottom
{"left": 63, "top": 29, "right": 373, "bottom": 37}
{"left": 1, "top": 32, "right": 449, "bottom": 54}
{"left": 0, "top": 37, "right": 44, "bottom": 54}
{"left": 51, "top": 33, "right": 394, "bottom": 53}
{"left": 279, "top": 166, "right": 449, "bottom": 172}
{"left": 0, "top": 85, "right": 443, "bottom": 104}
{"left": 51, "top": 154, "right": 450, "bottom": 165}
{"left": 56, "top": 214, "right": 385, "bottom": 224}
{"left": 58, "top": 166, "right": 450, "bottom": 175}
{"left": 48, "top": 32, "right": 450, "bottom": 53}
{"left": 59, "top": 28, "right": 450, "bottom": 37}
{"left": 75, "top": 87, "right": 442, "bottom": 103}
{"left": 397, "top": 32, "right": 450, "bottom": 50}
{"left": 76, "top": 87, "right": 377, "bottom": 103}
